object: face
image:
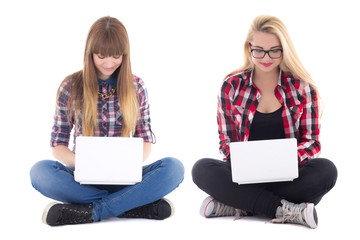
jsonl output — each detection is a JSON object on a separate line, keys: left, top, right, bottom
{"left": 249, "top": 32, "right": 282, "bottom": 74}
{"left": 93, "top": 54, "right": 123, "bottom": 80}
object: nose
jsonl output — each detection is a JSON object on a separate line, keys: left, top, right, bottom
{"left": 263, "top": 52, "right": 272, "bottom": 61}
{"left": 103, "top": 57, "right": 116, "bottom": 67}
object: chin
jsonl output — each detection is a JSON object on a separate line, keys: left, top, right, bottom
{"left": 256, "top": 64, "right": 280, "bottom": 73}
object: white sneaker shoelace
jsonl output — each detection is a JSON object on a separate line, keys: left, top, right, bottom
{"left": 271, "top": 202, "right": 306, "bottom": 225}
{"left": 209, "top": 198, "right": 247, "bottom": 220}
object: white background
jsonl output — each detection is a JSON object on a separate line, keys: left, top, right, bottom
{"left": 1, "top": 0, "right": 359, "bottom": 239}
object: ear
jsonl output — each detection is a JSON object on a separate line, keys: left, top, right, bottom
{"left": 248, "top": 42, "right": 253, "bottom": 57}
{"left": 247, "top": 43, "right": 253, "bottom": 58}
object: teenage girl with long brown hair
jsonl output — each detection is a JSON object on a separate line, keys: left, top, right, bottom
{"left": 192, "top": 15, "right": 337, "bottom": 229}
{"left": 30, "top": 16, "right": 184, "bottom": 226}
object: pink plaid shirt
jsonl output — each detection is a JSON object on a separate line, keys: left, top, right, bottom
{"left": 50, "top": 74, "right": 154, "bottom": 150}
{"left": 218, "top": 70, "right": 321, "bottom": 164}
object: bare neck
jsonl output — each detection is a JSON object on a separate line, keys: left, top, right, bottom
{"left": 252, "top": 68, "right": 280, "bottom": 90}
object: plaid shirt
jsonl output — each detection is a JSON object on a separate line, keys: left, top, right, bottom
{"left": 218, "top": 70, "right": 320, "bottom": 164}
{"left": 50, "top": 75, "right": 154, "bottom": 150}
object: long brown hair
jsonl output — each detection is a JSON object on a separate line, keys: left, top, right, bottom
{"left": 59, "top": 16, "right": 138, "bottom": 137}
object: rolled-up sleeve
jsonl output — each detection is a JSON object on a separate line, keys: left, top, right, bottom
{"left": 134, "top": 76, "right": 155, "bottom": 143}
{"left": 50, "top": 81, "right": 73, "bottom": 147}
{"left": 217, "top": 80, "right": 240, "bottom": 161}
{"left": 297, "top": 84, "right": 321, "bottom": 163}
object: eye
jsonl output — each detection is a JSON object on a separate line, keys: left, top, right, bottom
{"left": 113, "top": 55, "right": 122, "bottom": 59}
{"left": 271, "top": 49, "right": 282, "bottom": 53}
{"left": 253, "top": 49, "right": 264, "bottom": 53}
{"left": 97, "top": 54, "right": 105, "bottom": 59}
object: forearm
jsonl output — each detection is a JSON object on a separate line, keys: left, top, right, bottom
{"left": 52, "top": 145, "right": 76, "bottom": 168}
{"left": 143, "top": 142, "right": 152, "bottom": 162}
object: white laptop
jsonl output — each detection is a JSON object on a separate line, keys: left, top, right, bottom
{"left": 74, "top": 136, "right": 143, "bottom": 185}
{"left": 230, "top": 138, "right": 298, "bottom": 184}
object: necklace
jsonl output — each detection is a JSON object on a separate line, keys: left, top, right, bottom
{"left": 98, "top": 87, "right": 116, "bottom": 99}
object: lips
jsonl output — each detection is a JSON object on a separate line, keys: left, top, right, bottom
{"left": 260, "top": 62, "right": 273, "bottom": 67}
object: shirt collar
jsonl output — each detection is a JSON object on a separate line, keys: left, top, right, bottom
{"left": 98, "top": 72, "right": 118, "bottom": 88}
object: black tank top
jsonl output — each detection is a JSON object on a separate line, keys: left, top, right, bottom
{"left": 248, "top": 107, "right": 286, "bottom": 141}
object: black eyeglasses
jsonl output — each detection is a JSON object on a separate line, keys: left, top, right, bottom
{"left": 250, "top": 45, "right": 283, "bottom": 59}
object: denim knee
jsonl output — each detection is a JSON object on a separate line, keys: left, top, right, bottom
{"left": 30, "top": 160, "right": 54, "bottom": 189}
{"left": 161, "top": 157, "right": 185, "bottom": 187}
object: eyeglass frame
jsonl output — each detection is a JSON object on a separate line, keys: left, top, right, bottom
{"left": 249, "top": 43, "right": 283, "bottom": 59}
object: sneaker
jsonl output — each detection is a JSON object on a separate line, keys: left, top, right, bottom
{"left": 42, "top": 202, "right": 93, "bottom": 226}
{"left": 119, "top": 198, "right": 174, "bottom": 220}
{"left": 271, "top": 199, "right": 318, "bottom": 229}
{"left": 200, "top": 196, "right": 247, "bottom": 220}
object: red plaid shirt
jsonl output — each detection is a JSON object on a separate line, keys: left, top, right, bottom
{"left": 50, "top": 75, "right": 154, "bottom": 150}
{"left": 218, "top": 70, "right": 320, "bottom": 164}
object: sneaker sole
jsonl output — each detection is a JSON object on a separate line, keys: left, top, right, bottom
{"left": 304, "top": 203, "right": 318, "bottom": 229}
{"left": 42, "top": 202, "right": 59, "bottom": 225}
{"left": 200, "top": 196, "right": 215, "bottom": 218}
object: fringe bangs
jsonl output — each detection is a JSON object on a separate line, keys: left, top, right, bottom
{"left": 89, "top": 19, "right": 129, "bottom": 57}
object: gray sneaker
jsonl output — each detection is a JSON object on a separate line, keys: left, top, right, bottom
{"left": 271, "top": 199, "right": 318, "bottom": 229}
{"left": 200, "top": 196, "right": 247, "bottom": 220}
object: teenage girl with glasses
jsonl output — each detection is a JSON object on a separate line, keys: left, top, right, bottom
{"left": 30, "top": 16, "right": 184, "bottom": 226}
{"left": 192, "top": 15, "right": 337, "bottom": 228}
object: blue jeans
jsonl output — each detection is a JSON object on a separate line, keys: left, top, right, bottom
{"left": 30, "top": 157, "right": 184, "bottom": 221}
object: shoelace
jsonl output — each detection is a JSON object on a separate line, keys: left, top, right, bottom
{"left": 234, "top": 209, "right": 247, "bottom": 221}
{"left": 57, "top": 206, "right": 92, "bottom": 224}
{"left": 271, "top": 202, "right": 306, "bottom": 225}
{"left": 212, "top": 201, "right": 236, "bottom": 217}
{"left": 122, "top": 201, "right": 159, "bottom": 218}
{"left": 212, "top": 201, "right": 247, "bottom": 220}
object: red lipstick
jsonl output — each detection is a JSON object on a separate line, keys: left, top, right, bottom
{"left": 260, "top": 62, "right": 273, "bottom": 67}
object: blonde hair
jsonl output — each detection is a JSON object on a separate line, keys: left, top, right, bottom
{"left": 59, "top": 16, "right": 138, "bottom": 137}
{"left": 232, "top": 15, "right": 319, "bottom": 96}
